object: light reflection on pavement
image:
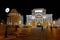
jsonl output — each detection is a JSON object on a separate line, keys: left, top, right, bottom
{"left": 0, "top": 28, "right": 60, "bottom": 40}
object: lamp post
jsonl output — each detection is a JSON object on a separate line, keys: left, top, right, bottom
{"left": 5, "top": 8, "right": 10, "bottom": 37}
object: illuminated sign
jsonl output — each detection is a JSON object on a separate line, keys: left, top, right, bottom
{"left": 35, "top": 10, "right": 43, "bottom": 13}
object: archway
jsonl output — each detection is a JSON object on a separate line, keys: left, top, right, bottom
{"left": 35, "top": 14, "right": 43, "bottom": 27}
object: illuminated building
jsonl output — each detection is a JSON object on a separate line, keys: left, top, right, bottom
{"left": 55, "top": 18, "right": 60, "bottom": 27}
{"left": 26, "top": 15, "right": 36, "bottom": 28}
{"left": 26, "top": 8, "right": 53, "bottom": 28}
{"left": 7, "top": 9, "right": 23, "bottom": 33}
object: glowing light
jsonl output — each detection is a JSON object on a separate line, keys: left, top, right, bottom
{"left": 48, "top": 22, "right": 51, "bottom": 26}
{"left": 1, "top": 23, "right": 3, "bottom": 25}
{"left": 38, "top": 24, "right": 40, "bottom": 25}
{"left": 35, "top": 10, "right": 43, "bottom": 12}
{"left": 28, "top": 23, "right": 30, "bottom": 25}
{"left": 5, "top": 8, "right": 10, "bottom": 13}
{"left": 53, "top": 21, "right": 55, "bottom": 24}
{"left": 32, "top": 16, "right": 35, "bottom": 19}
{"left": 19, "top": 21, "right": 21, "bottom": 24}
{"left": 43, "top": 16, "right": 46, "bottom": 19}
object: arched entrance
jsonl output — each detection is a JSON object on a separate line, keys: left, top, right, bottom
{"left": 35, "top": 14, "right": 43, "bottom": 27}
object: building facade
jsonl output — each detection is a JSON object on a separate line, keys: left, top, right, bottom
{"left": 55, "top": 18, "right": 60, "bottom": 27}
{"left": 26, "top": 8, "right": 53, "bottom": 28}
{"left": 7, "top": 9, "right": 23, "bottom": 34}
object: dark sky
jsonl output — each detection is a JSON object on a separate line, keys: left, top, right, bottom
{"left": 0, "top": 0, "right": 60, "bottom": 23}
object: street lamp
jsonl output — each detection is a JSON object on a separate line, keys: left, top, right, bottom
{"left": 5, "top": 8, "right": 10, "bottom": 37}
{"left": 5, "top": 8, "right": 10, "bottom": 13}
{"left": 35, "top": 10, "right": 43, "bottom": 13}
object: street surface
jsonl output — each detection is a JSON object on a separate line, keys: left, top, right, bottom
{"left": 0, "top": 27, "right": 60, "bottom": 40}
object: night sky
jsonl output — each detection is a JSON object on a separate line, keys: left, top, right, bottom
{"left": 0, "top": 0, "right": 60, "bottom": 23}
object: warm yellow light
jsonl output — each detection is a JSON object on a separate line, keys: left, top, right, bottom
{"left": 1, "top": 23, "right": 3, "bottom": 25}
{"left": 53, "top": 21, "right": 55, "bottom": 24}
{"left": 19, "top": 21, "right": 21, "bottom": 24}
{"left": 48, "top": 22, "right": 51, "bottom": 26}
{"left": 32, "top": 16, "right": 35, "bottom": 19}
{"left": 28, "top": 23, "right": 30, "bottom": 25}
{"left": 38, "top": 24, "right": 41, "bottom": 25}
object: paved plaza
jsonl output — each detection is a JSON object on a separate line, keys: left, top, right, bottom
{"left": 0, "top": 27, "right": 60, "bottom": 40}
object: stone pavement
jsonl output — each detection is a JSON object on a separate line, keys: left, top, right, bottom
{"left": 0, "top": 28, "right": 60, "bottom": 40}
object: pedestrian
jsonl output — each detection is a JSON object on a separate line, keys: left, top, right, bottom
{"left": 50, "top": 26, "right": 52, "bottom": 31}
{"left": 41, "top": 24, "right": 44, "bottom": 31}
{"left": 41, "top": 26, "right": 43, "bottom": 31}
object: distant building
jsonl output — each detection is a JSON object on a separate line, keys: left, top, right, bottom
{"left": 26, "top": 8, "right": 53, "bottom": 28}
{"left": 7, "top": 9, "right": 24, "bottom": 34}
{"left": 55, "top": 18, "right": 60, "bottom": 27}
{"left": 7, "top": 9, "right": 23, "bottom": 27}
